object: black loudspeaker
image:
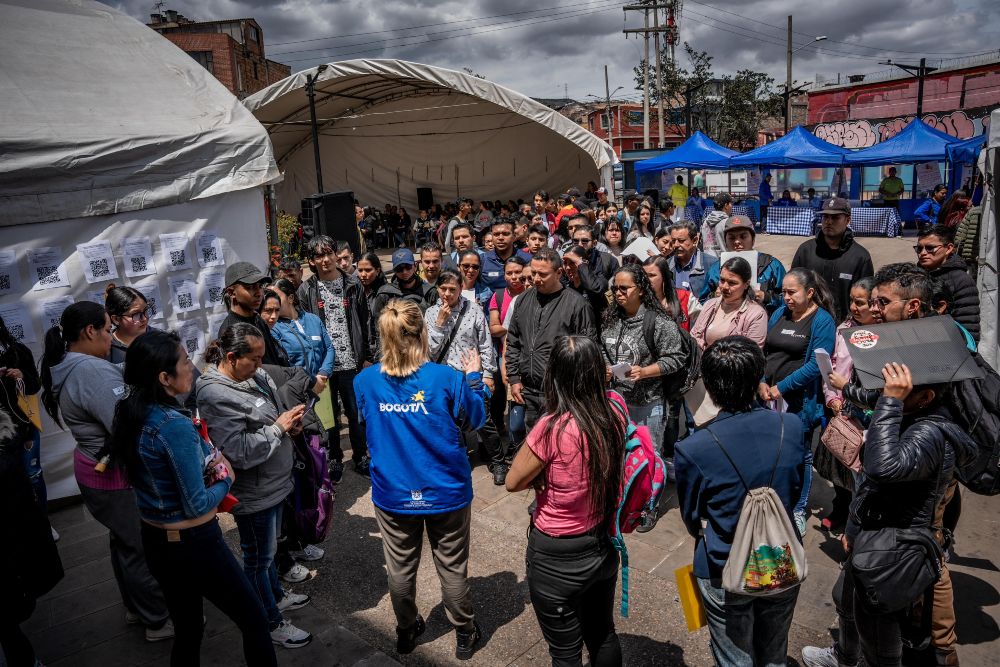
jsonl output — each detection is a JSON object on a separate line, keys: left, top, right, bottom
{"left": 301, "top": 191, "right": 361, "bottom": 258}
{"left": 416, "top": 187, "right": 434, "bottom": 211}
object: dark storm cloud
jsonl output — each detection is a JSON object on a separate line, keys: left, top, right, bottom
{"left": 101, "top": 0, "right": 999, "bottom": 99}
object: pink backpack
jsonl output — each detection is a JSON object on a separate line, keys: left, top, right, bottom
{"left": 606, "top": 391, "right": 668, "bottom": 616}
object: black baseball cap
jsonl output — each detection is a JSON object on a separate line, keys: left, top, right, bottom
{"left": 225, "top": 261, "right": 268, "bottom": 288}
{"left": 819, "top": 196, "right": 851, "bottom": 215}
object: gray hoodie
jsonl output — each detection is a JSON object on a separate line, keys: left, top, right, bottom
{"left": 195, "top": 366, "right": 293, "bottom": 515}
{"left": 49, "top": 352, "right": 125, "bottom": 459}
{"left": 700, "top": 210, "right": 729, "bottom": 257}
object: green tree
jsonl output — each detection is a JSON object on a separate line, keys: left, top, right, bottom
{"left": 716, "top": 70, "right": 784, "bottom": 152}
{"left": 633, "top": 42, "right": 714, "bottom": 138}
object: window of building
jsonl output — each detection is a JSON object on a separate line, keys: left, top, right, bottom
{"left": 633, "top": 141, "right": 645, "bottom": 150}
{"left": 249, "top": 25, "right": 260, "bottom": 44}
{"left": 188, "top": 50, "right": 214, "bottom": 74}
{"left": 219, "top": 21, "right": 243, "bottom": 44}
{"left": 626, "top": 110, "right": 644, "bottom": 126}
{"left": 599, "top": 113, "right": 611, "bottom": 130}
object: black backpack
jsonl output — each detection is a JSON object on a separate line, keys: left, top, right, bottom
{"left": 641, "top": 309, "right": 702, "bottom": 402}
{"left": 946, "top": 352, "right": 1000, "bottom": 495}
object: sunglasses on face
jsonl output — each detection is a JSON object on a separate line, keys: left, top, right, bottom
{"left": 611, "top": 285, "right": 634, "bottom": 293}
{"left": 460, "top": 263, "right": 480, "bottom": 271}
{"left": 913, "top": 244, "right": 943, "bottom": 254}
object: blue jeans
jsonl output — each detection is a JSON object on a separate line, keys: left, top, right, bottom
{"left": 22, "top": 429, "right": 46, "bottom": 510}
{"left": 697, "top": 577, "right": 799, "bottom": 667}
{"left": 234, "top": 504, "right": 285, "bottom": 630}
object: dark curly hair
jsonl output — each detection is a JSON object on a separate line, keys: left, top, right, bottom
{"left": 603, "top": 264, "right": 667, "bottom": 329}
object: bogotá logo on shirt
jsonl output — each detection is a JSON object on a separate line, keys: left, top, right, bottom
{"left": 379, "top": 390, "right": 429, "bottom": 415}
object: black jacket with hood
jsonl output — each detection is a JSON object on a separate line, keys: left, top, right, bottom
{"left": 931, "top": 254, "right": 980, "bottom": 341}
{"left": 791, "top": 228, "right": 874, "bottom": 323}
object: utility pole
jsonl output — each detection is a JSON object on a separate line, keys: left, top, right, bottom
{"left": 642, "top": 8, "right": 650, "bottom": 147}
{"left": 624, "top": 3, "right": 676, "bottom": 148}
{"left": 653, "top": 5, "right": 664, "bottom": 147}
{"left": 881, "top": 57, "right": 938, "bottom": 118}
{"left": 604, "top": 65, "right": 615, "bottom": 155}
{"left": 785, "top": 15, "right": 792, "bottom": 133}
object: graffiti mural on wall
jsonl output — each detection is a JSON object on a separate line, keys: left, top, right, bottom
{"left": 813, "top": 108, "right": 994, "bottom": 148}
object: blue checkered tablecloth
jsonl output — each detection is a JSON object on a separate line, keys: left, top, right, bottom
{"left": 682, "top": 205, "right": 703, "bottom": 223}
{"left": 764, "top": 207, "right": 816, "bottom": 235}
{"left": 849, "top": 207, "right": 902, "bottom": 237}
{"left": 732, "top": 205, "right": 757, "bottom": 223}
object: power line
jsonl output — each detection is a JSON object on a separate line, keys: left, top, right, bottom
{"left": 276, "top": 2, "right": 621, "bottom": 64}
{"left": 682, "top": 0, "right": 990, "bottom": 57}
{"left": 268, "top": 0, "right": 617, "bottom": 53}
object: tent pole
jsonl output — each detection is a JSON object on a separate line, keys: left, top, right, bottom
{"left": 305, "top": 72, "right": 325, "bottom": 193}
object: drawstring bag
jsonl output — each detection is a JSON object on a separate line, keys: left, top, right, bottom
{"left": 706, "top": 417, "right": 808, "bottom": 596}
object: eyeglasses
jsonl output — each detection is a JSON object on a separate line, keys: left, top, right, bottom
{"left": 913, "top": 244, "right": 943, "bottom": 254}
{"left": 611, "top": 285, "right": 634, "bottom": 293}
{"left": 122, "top": 307, "right": 152, "bottom": 323}
{"left": 459, "top": 263, "right": 481, "bottom": 271}
{"left": 868, "top": 296, "right": 903, "bottom": 309}
{"left": 575, "top": 238, "right": 593, "bottom": 245}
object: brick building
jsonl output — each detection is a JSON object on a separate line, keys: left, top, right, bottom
{"left": 148, "top": 10, "right": 290, "bottom": 99}
{"left": 585, "top": 102, "right": 687, "bottom": 158}
{"left": 807, "top": 52, "right": 1000, "bottom": 148}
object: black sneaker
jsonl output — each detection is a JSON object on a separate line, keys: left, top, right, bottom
{"left": 354, "top": 455, "right": 371, "bottom": 477}
{"left": 492, "top": 463, "right": 508, "bottom": 486}
{"left": 329, "top": 461, "right": 344, "bottom": 484}
{"left": 455, "top": 621, "right": 482, "bottom": 660}
{"left": 396, "top": 615, "right": 426, "bottom": 654}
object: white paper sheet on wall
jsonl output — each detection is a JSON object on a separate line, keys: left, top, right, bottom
{"left": 77, "top": 240, "right": 120, "bottom": 284}
{"left": 195, "top": 231, "right": 226, "bottom": 267}
{"left": 0, "top": 302, "right": 36, "bottom": 344}
{"left": 27, "top": 246, "right": 70, "bottom": 291}
{"left": 40, "top": 296, "right": 75, "bottom": 332}
{"left": 0, "top": 250, "right": 22, "bottom": 296}
{"left": 168, "top": 274, "right": 201, "bottom": 313}
{"left": 122, "top": 236, "right": 157, "bottom": 277}
{"left": 132, "top": 279, "right": 165, "bottom": 321}
{"left": 160, "top": 232, "right": 192, "bottom": 272}
{"left": 200, "top": 267, "right": 227, "bottom": 309}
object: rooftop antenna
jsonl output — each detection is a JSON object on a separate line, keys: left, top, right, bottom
{"left": 153, "top": 0, "right": 166, "bottom": 11}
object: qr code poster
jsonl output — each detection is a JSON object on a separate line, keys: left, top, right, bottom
{"left": 132, "top": 280, "right": 165, "bottom": 321}
{"left": 160, "top": 232, "right": 192, "bottom": 272}
{"left": 26, "top": 246, "right": 70, "bottom": 291}
{"left": 0, "top": 249, "right": 22, "bottom": 296}
{"left": 77, "top": 241, "right": 120, "bottom": 284}
{"left": 177, "top": 320, "right": 205, "bottom": 360}
{"left": 0, "top": 302, "right": 37, "bottom": 344}
{"left": 200, "top": 267, "right": 227, "bottom": 308}
{"left": 168, "top": 274, "right": 201, "bottom": 314}
{"left": 122, "top": 236, "right": 157, "bottom": 278}
{"left": 195, "top": 231, "right": 226, "bottom": 268}
{"left": 41, "top": 297, "right": 76, "bottom": 333}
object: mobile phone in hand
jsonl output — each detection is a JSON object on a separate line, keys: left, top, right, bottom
{"left": 306, "top": 395, "right": 319, "bottom": 411}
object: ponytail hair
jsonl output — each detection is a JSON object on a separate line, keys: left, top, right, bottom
{"left": 110, "top": 330, "right": 183, "bottom": 482}
{"left": 378, "top": 299, "right": 429, "bottom": 377}
{"left": 40, "top": 301, "right": 108, "bottom": 426}
{"left": 204, "top": 322, "right": 263, "bottom": 366}
{"left": 786, "top": 268, "right": 835, "bottom": 317}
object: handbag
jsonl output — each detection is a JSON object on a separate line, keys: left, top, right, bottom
{"left": 850, "top": 526, "right": 943, "bottom": 614}
{"left": 821, "top": 413, "right": 864, "bottom": 473}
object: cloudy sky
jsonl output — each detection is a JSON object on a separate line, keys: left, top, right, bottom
{"left": 102, "top": 0, "right": 1000, "bottom": 100}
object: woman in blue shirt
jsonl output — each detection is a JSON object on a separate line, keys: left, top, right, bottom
{"left": 261, "top": 279, "right": 334, "bottom": 393}
{"left": 914, "top": 184, "right": 947, "bottom": 228}
{"left": 109, "top": 330, "right": 277, "bottom": 667}
{"left": 353, "top": 299, "right": 489, "bottom": 659}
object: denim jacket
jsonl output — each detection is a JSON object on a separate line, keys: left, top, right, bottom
{"left": 133, "top": 403, "right": 232, "bottom": 524}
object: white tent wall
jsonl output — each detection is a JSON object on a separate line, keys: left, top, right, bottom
{"left": 245, "top": 60, "right": 617, "bottom": 212}
{"left": 977, "top": 108, "right": 1000, "bottom": 369}
{"left": 1, "top": 188, "right": 268, "bottom": 500}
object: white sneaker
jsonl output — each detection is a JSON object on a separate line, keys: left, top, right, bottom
{"left": 280, "top": 563, "right": 311, "bottom": 583}
{"left": 290, "top": 544, "right": 325, "bottom": 562}
{"left": 51, "top": 526, "right": 59, "bottom": 542}
{"left": 145, "top": 619, "right": 175, "bottom": 642}
{"left": 277, "top": 591, "right": 311, "bottom": 612}
{"left": 801, "top": 646, "right": 849, "bottom": 667}
{"left": 270, "top": 619, "right": 312, "bottom": 648}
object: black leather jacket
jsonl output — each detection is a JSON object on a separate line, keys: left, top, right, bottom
{"left": 847, "top": 397, "right": 977, "bottom": 542}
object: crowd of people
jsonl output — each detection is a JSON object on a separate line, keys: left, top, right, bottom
{"left": 0, "top": 180, "right": 992, "bottom": 667}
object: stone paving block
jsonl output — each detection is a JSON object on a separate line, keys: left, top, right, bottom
{"left": 54, "top": 531, "right": 113, "bottom": 570}
{"left": 478, "top": 493, "right": 532, "bottom": 533}
{"left": 44, "top": 554, "right": 114, "bottom": 600}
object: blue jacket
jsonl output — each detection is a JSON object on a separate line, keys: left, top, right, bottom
{"left": 354, "top": 362, "right": 489, "bottom": 514}
{"left": 132, "top": 403, "right": 232, "bottom": 524}
{"left": 759, "top": 180, "right": 773, "bottom": 205}
{"left": 668, "top": 250, "right": 719, "bottom": 304}
{"left": 914, "top": 198, "right": 941, "bottom": 227}
{"left": 676, "top": 409, "right": 806, "bottom": 579}
{"left": 766, "top": 305, "right": 837, "bottom": 430}
{"left": 701, "top": 253, "right": 787, "bottom": 312}
{"left": 271, "top": 313, "right": 335, "bottom": 377}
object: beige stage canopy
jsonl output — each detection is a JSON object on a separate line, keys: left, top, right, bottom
{"left": 243, "top": 59, "right": 617, "bottom": 212}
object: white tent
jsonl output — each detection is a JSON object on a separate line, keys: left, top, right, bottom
{"left": 0, "top": 0, "right": 278, "bottom": 498}
{"left": 243, "top": 60, "right": 617, "bottom": 212}
{"left": 976, "top": 108, "right": 1000, "bottom": 369}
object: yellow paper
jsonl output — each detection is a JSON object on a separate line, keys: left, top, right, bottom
{"left": 675, "top": 564, "right": 707, "bottom": 632}
{"left": 314, "top": 386, "right": 337, "bottom": 431}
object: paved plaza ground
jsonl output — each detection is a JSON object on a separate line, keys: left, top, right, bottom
{"left": 11, "top": 233, "right": 1000, "bottom": 667}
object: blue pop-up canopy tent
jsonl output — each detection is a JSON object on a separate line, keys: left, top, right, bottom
{"left": 634, "top": 131, "right": 740, "bottom": 173}
{"left": 947, "top": 133, "right": 988, "bottom": 165}
{"left": 730, "top": 125, "right": 850, "bottom": 168}
{"left": 843, "top": 118, "right": 959, "bottom": 166}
